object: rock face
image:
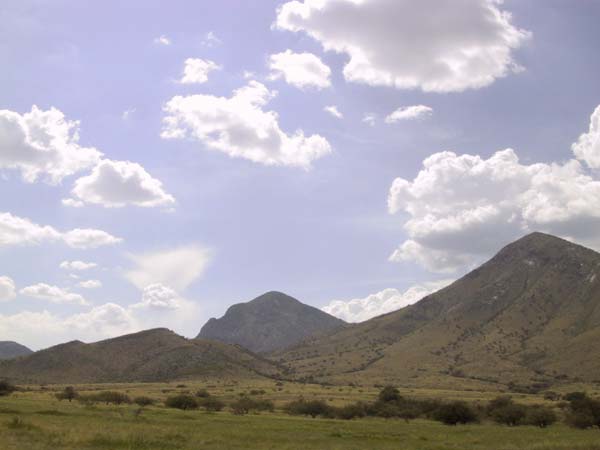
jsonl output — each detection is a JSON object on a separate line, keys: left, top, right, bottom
{"left": 0, "top": 341, "right": 33, "bottom": 360}
{"left": 276, "top": 233, "right": 600, "bottom": 389}
{"left": 197, "top": 291, "right": 346, "bottom": 353}
{"left": 0, "top": 328, "right": 281, "bottom": 384}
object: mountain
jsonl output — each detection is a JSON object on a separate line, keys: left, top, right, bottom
{"left": 276, "top": 233, "right": 600, "bottom": 390}
{"left": 0, "top": 328, "right": 281, "bottom": 384}
{"left": 198, "top": 291, "right": 346, "bottom": 353}
{"left": 0, "top": 341, "right": 33, "bottom": 360}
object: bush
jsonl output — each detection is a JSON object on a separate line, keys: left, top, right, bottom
{"left": 525, "top": 406, "right": 557, "bottom": 428}
{"left": 0, "top": 380, "right": 16, "bottom": 397}
{"left": 165, "top": 395, "right": 198, "bottom": 410}
{"left": 433, "top": 401, "right": 478, "bottom": 425}
{"left": 78, "top": 391, "right": 131, "bottom": 405}
{"left": 133, "top": 396, "right": 155, "bottom": 407}
{"left": 566, "top": 394, "right": 600, "bottom": 429}
{"left": 284, "top": 399, "right": 332, "bottom": 418}
{"left": 378, "top": 385, "right": 402, "bottom": 403}
{"left": 487, "top": 396, "right": 527, "bottom": 426}
{"left": 55, "top": 386, "right": 78, "bottom": 402}
{"left": 195, "top": 389, "right": 210, "bottom": 398}
{"left": 333, "top": 402, "right": 368, "bottom": 420}
{"left": 230, "top": 397, "right": 274, "bottom": 415}
{"left": 198, "top": 397, "right": 225, "bottom": 412}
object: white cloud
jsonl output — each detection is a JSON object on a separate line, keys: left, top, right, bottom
{"left": 125, "top": 245, "right": 212, "bottom": 291}
{"left": 0, "top": 276, "right": 16, "bottom": 302}
{"left": 20, "top": 283, "right": 88, "bottom": 306}
{"left": 385, "top": 105, "right": 433, "bottom": 123}
{"left": 67, "top": 159, "right": 175, "bottom": 208}
{"left": 573, "top": 105, "right": 600, "bottom": 169}
{"left": 132, "top": 283, "right": 181, "bottom": 310}
{"left": 62, "top": 228, "right": 122, "bottom": 249}
{"left": 275, "top": 0, "right": 530, "bottom": 93}
{"left": 362, "top": 113, "right": 376, "bottom": 126}
{"left": 161, "top": 81, "right": 332, "bottom": 168}
{"left": 324, "top": 105, "right": 343, "bottom": 119}
{"left": 202, "top": 31, "right": 222, "bottom": 47}
{"left": 268, "top": 50, "right": 331, "bottom": 89}
{"left": 154, "top": 35, "right": 171, "bottom": 46}
{"left": 0, "top": 106, "right": 102, "bottom": 184}
{"left": 78, "top": 279, "right": 102, "bottom": 289}
{"left": 323, "top": 279, "right": 453, "bottom": 322}
{"left": 60, "top": 260, "right": 97, "bottom": 271}
{"left": 388, "top": 107, "right": 600, "bottom": 273}
{"left": 180, "top": 58, "right": 221, "bottom": 84}
{"left": 121, "top": 108, "right": 136, "bottom": 120}
{"left": 62, "top": 198, "right": 84, "bottom": 208}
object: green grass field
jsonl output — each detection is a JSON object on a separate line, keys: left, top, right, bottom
{"left": 1, "top": 380, "right": 599, "bottom": 450}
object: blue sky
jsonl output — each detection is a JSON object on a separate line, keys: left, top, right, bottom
{"left": 1, "top": 0, "right": 600, "bottom": 349}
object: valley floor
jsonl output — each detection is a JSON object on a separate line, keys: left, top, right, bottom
{"left": 1, "top": 381, "right": 599, "bottom": 450}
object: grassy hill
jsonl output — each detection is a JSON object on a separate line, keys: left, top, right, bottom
{"left": 0, "top": 328, "right": 282, "bottom": 384}
{"left": 198, "top": 291, "right": 345, "bottom": 353}
{"left": 275, "top": 232, "right": 600, "bottom": 390}
{"left": 0, "top": 341, "right": 33, "bottom": 360}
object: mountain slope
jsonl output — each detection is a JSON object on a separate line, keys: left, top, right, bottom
{"left": 0, "top": 341, "right": 33, "bottom": 360}
{"left": 0, "top": 328, "right": 282, "bottom": 384}
{"left": 276, "top": 233, "right": 600, "bottom": 389}
{"left": 198, "top": 291, "right": 345, "bottom": 353}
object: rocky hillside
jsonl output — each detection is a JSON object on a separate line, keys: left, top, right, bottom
{"left": 0, "top": 341, "right": 33, "bottom": 360}
{"left": 198, "top": 291, "right": 345, "bottom": 353}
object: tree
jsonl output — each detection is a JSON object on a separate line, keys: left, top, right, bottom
{"left": 134, "top": 396, "right": 155, "bottom": 407}
{"left": 284, "top": 399, "right": 332, "bottom": 418}
{"left": 0, "top": 380, "right": 16, "bottom": 397}
{"left": 525, "top": 406, "right": 557, "bottom": 428}
{"left": 198, "top": 396, "right": 225, "bottom": 412}
{"left": 165, "top": 395, "right": 198, "bottom": 411}
{"left": 433, "top": 401, "right": 478, "bottom": 425}
{"left": 378, "top": 385, "right": 402, "bottom": 403}
{"left": 56, "top": 386, "right": 78, "bottom": 402}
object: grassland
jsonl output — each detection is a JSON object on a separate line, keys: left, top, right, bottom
{"left": 1, "top": 379, "right": 600, "bottom": 450}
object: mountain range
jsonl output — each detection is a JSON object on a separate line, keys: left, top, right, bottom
{"left": 2, "top": 232, "right": 600, "bottom": 390}
{"left": 0, "top": 341, "right": 33, "bottom": 360}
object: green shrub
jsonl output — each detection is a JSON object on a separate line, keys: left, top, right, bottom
{"left": 198, "top": 397, "right": 225, "bottom": 412}
{"left": 0, "top": 380, "right": 16, "bottom": 397}
{"left": 566, "top": 394, "right": 600, "bottom": 429}
{"left": 230, "top": 397, "right": 274, "bottom": 415}
{"left": 195, "top": 389, "right": 210, "bottom": 398}
{"left": 55, "top": 386, "right": 78, "bottom": 402}
{"left": 378, "top": 385, "right": 402, "bottom": 403}
{"left": 284, "top": 399, "right": 332, "bottom": 418}
{"left": 433, "top": 401, "right": 478, "bottom": 425}
{"left": 333, "top": 402, "right": 368, "bottom": 420}
{"left": 165, "top": 395, "right": 198, "bottom": 411}
{"left": 525, "top": 406, "right": 557, "bottom": 428}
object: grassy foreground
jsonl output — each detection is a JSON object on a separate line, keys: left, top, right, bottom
{"left": 1, "top": 381, "right": 599, "bottom": 450}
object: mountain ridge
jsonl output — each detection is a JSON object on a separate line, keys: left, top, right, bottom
{"left": 0, "top": 341, "right": 33, "bottom": 360}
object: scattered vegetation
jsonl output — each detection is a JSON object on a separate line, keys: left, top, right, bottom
{"left": 165, "top": 394, "right": 198, "bottom": 411}
{"left": 55, "top": 386, "right": 78, "bottom": 402}
{"left": 0, "top": 380, "right": 16, "bottom": 396}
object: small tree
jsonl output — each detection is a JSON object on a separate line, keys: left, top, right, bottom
{"left": 134, "top": 396, "right": 155, "bottom": 407}
{"left": 525, "top": 406, "right": 557, "bottom": 428}
{"left": 0, "top": 380, "right": 16, "bottom": 397}
{"left": 56, "top": 386, "right": 78, "bottom": 402}
{"left": 198, "top": 396, "right": 225, "bottom": 412}
{"left": 195, "top": 389, "right": 210, "bottom": 398}
{"left": 165, "top": 394, "right": 198, "bottom": 411}
{"left": 433, "top": 401, "right": 478, "bottom": 425}
{"left": 378, "top": 385, "right": 402, "bottom": 403}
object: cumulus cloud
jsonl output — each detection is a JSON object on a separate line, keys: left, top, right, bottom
{"left": 180, "top": 58, "right": 221, "bottom": 84}
{"left": 573, "top": 105, "right": 600, "bottom": 169}
{"left": 161, "top": 81, "right": 331, "bottom": 168}
{"left": 323, "top": 279, "right": 453, "bottom": 322}
{"left": 125, "top": 245, "right": 212, "bottom": 291}
{"left": 154, "top": 35, "right": 171, "bottom": 46}
{"left": 60, "top": 260, "right": 97, "bottom": 271}
{"left": 0, "top": 106, "right": 101, "bottom": 184}
{"left": 201, "top": 31, "right": 222, "bottom": 47}
{"left": 66, "top": 159, "right": 175, "bottom": 208}
{"left": 78, "top": 279, "right": 102, "bottom": 289}
{"left": 20, "top": 283, "right": 88, "bottom": 306}
{"left": 132, "top": 283, "right": 182, "bottom": 310}
{"left": 362, "top": 113, "right": 376, "bottom": 126}
{"left": 268, "top": 50, "right": 331, "bottom": 89}
{"left": 324, "top": 105, "right": 343, "bottom": 119}
{"left": 385, "top": 105, "right": 433, "bottom": 123}
{"left": 388, "top": 105, "right": 600, "bottom": 272}
{"left": 0, "top": 213, "right": 121, "bottom": 249}
{"left": 0, "top": 276, "right": 16, "bottom": 302}
{"left": 275, "top": 0, "right": 530, "bottom": 92}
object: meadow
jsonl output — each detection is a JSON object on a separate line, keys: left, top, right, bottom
{"left": 1, "top": 380, "right": 599, "bottom": 450}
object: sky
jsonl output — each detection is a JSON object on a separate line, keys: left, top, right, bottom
{"left": 1, "top": 0, "right": 600, "bottom": 350}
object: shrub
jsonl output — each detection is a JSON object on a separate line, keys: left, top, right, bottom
{"left": 165, "top": 395, "right": 198, "bottom": 411}
{"left": 525, "top": 406, "right": 557, "bottom": 428}
{"left": 198, "top": 397, "right": 225, "bottom": 412}
{"left": 133, "top": 396, "right": 155, "bottom": 407}
{"left": 566, "top": 394, "right": 600, "bottom": 429}
{"left": 333, "top": 402, "right": 368, "bottom": 420}
{"left": 433, "top": 401, "right": 478, "bottom": 425}
{"left": 378, "top": 385, "right": 402, "bottom": 403}
{"left": 230, "top": 397, "right": 274, "bottom": 415}
{"left": 55, "top": 386, "right": 78, "bottom": 402}
{"left": 95, "top": 391, "right": 131, "bottom": 405}
{"left": 195, "top": 389, "right": 210, "bottom": 398}
{"left": 284, "top": 399, "right": 332, "bottom": 418}
{"left": 0, "top": 380, "right": 16, "bottom": 397}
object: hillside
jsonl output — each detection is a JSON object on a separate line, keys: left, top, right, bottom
{"left": 276, "top": 233, "right": 600, "bottom": 390}
{"left": 0, "top": 328, "right": 282, "bottom": 384}
{"left": 198, "top": 291, "right": 345, "bottom": 353}
{"left": 0, "top": 341, "right": 33, "bottom": 360}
